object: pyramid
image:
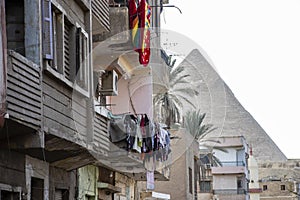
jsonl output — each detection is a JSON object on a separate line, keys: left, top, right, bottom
{"left": 178, "top": 49, "right": 287, "bottom": 163}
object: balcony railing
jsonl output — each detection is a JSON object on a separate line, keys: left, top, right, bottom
{"left": 219, "top": 161, "right": 245, "bottom": 167}
{"left": 213, "top": 189, "right": 247, "bottom": 195}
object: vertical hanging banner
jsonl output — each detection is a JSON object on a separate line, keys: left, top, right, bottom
{"left": 146, "top": 171, "right": 155, "bottom": 190}
{"left": 128, "top": 0, "right": 151, "bottom": 66}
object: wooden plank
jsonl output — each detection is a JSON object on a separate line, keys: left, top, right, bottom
{"left": 92, "top": 0, "right": 110, "bottom": 31}
{"left": 72, "top": 91, "right": 88, "bottom": 107}
{"left": 75, "top": 121, "right": 87, "bottom": 137}
{"left": 44, "top": 117, "right": 76, "bottom": 138}
{"left": 8, "top": 50, "right": 39, "bottom": 71}
{"left": 7, "top": 96, "right": 41, "bottom": 114}
{"left": 43, "top": 75, "right": 73, "bottom": 96}
{"left": 94, "top": 121, "right": 108, "bottom": 133}
{"left": 7, "top": 72, "right": 41, "bottom": 91}
{"left": 43, "top": 105, "right": 77, "bottom": 131}
{"left": 7, "top": 77, "right": 41, "bottom": 97}
{"left": 95, "top": 139, "right": 110, "bottom": 150}
{"left": 43, "top": 94, "right": 87, "bottom": 128}
{"left": 71, "top": 100, "right": 87, "bottom": 118}
{"left": 7, "top": 103, "right": 41, "bottom": 120}
{"left": 7, "top": 82, "right": 41, "bottom": 104}
{"left": 7, "top": 90, "right": 41, "bottom": 109}
{"left": 42, "top": 81, "right": 71, "bottom": 106}
{"left": 11, "top": 63, "right": 40, "bottom": 84}
{"left": 72, "top": 110, "right": 87, "bottom": 127}
{"left": 94, "top": 131, "right": 109, "bottom": 142}
{"left": 8, "top": 105, "right": 41, "bottom": 125}
{"left": 43, "top": 94, "right": 72, "bottom": 117}
{"left": 11, "top": 57, "right": 40, "bottom": 77}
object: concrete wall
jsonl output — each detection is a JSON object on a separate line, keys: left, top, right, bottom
{"left": 0, "top": 150, "right": 26, "bottom": 190}
{"left": 248, "top": 154, "right": 260, "bottom": 200}
{"left": 49, "top": 166, "right": 77, "bottom": 200}
{"left": 110, "top": 74, "right": 153, "bottom": 119}
{"left": 213, "top": 175, "right": 236, "bottom": 190}
{"left": 259, "top": 181, "right": 297, "bottom": 200}
{"left": 25, "top": 156, "right": 49, "bottom": 200}
{"left": 214, "top": 148, "right": 238, "bottom": 163}
{"left": 153, "top": 153, "right": 187, "bottom": 200}
{"left": 258, "top": 160, "right": 300, "bottom": 200}
{"left": 154, "top": 133, "right": 199, "bottom": 200}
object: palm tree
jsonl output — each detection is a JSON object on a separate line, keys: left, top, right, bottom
{"left": 184, "top": 109, "right": 224, "bottom": 166}
{"left": 184, "top": 110, "right": 215, "bottom": 141}
{"left": 153, "top": 61, "right": 199, "bottom": 127}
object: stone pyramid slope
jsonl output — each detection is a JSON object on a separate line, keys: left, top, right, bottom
{"left": 178, "top": 49, "right": 287, "bottom": 163}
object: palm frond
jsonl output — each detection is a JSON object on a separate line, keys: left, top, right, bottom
{"left": 170, "top": 74, "right": 190, "bottom": 86}
{"left": 173, "top": 87, "right": 199, "bottom": 96}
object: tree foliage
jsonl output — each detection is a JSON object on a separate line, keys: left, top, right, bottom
{"left": 153, "top": 64, "right": 199, "bottom": 127}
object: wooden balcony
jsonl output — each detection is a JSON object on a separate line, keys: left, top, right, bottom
{"left": 92, "top": 0, "right": 110, "bottom": 34}
{"left": 6, "top": 50, "right": 42, "bottom": 130}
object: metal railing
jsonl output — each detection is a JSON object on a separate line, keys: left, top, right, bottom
{"left": 213, "top": 189, "right": 247, "bottom": 195}
{"left": 219, "top": 161, "right": 245, "bottom": 167}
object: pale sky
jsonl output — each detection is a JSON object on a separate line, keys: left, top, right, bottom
{"left": 161, "top": 0, "right": 300, "bottom": 159}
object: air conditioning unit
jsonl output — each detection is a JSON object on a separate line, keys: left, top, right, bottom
{"left": 100, "top": 70, "right": 118, "bottom": 96}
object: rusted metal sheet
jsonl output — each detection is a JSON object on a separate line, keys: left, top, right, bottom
{"left": 0, "top": 0, "right": 7, "bottom": 128}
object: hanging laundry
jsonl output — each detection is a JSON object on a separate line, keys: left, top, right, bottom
{"left": 128, "top": 0, "right": 151, "bottom": 66}
{"left": 137, "top": 0, "right": 151, "bottom": 66}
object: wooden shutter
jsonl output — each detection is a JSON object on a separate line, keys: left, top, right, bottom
{"left": 42, "top": 0, "right": 53, "bottom": 59}
{"left": 64, "top": 21, "right": 71, "bottom": 80}
{"left": 76, "top": 27, "right": 89, "bottom": 89}
{"left": 92, "top": 0, "right": 110, "bottom": 31}
{"left": 76, "top": 27, "right": 81, "bottom": 76}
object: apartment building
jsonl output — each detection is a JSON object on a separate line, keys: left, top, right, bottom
{"left": 199, "top": 136, "right": 250, "bottom": 200}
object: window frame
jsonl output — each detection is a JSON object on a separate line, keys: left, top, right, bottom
{"left": 75, "top": 25, "right": 89, "bottom": 91}
{"left": 263, "top": 185, "right": 268, "bottom": 191}
{"left": 42, "top": 0, "right": 90, "bottom": 97}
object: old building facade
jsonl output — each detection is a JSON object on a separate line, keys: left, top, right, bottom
{"left": 197, "top": 136, "right": 250, "bottom": 200}
{"left": 0, "top": 0, "right": 171, "bottom": 199}
{"left": 259, "top": 160, "right": 300, "bottom": 200}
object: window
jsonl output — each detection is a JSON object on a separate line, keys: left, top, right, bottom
{"left": 263, "top": 185, "right": 268, "bottom": 191}
{"left": 42, "top": 0, "right": 89, "bottom": 91}
{"left": 200, "top": 181, "right": 211, "bottom": 193}
{"left": 281, "top": 185, "right": 286, "bottom": 190}
{"left": 237, "top": 179, "right": 242, "bottom": 188}
{"left": 1, "top": 190, "right": 20, "bottom": 200}
{"left": 75, "top": 27, "right": 89, "bottom": 90}
{"left": 31, "top": 177, "right": 44, "bottom": 200}
{"left": 5, "top": 0, "right": 25, "bottom": 56}
{"left": 189, "top": 167, "right": 193, "bottom": 194}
